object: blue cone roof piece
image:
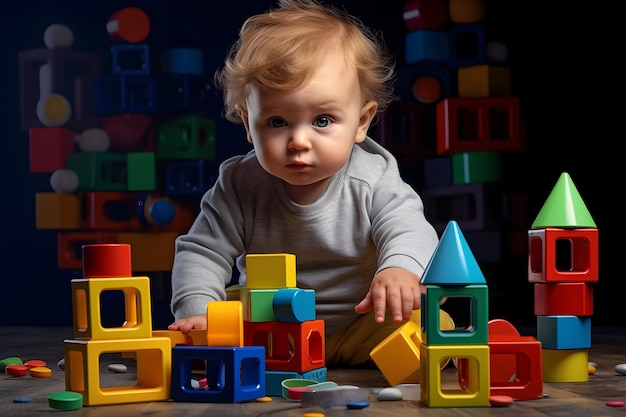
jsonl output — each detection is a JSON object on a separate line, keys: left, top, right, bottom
{"left": 420, "top": 220, "right": 486, "bottom": 285}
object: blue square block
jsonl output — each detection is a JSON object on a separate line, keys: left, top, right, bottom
{"left": 171, "top": 345, "right": 265, "bottom": 403}
{"left": 537, "top": 315, "right": 591, "bottom": 349}
{"left": 94, "top": 75, "right": 157, "bottom": 115}
{"left": 163, "top": 159, "right": 218, "bottom": 196}
{"left": 111, "top": 43, "right": 150, "bottom": 75}
{"left": 449, "top": 23, "right": 486, "bottom": 68}
{"left": 405, "top": 30, "right": 449, "bottom": 64}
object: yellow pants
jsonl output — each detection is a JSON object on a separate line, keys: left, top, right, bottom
{"left": 325, "top": 309, "right": 455, "bottom": 368}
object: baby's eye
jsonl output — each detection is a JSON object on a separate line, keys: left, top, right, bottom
{"left": 268, "top": 118, "right": 287, "bottom": 128}
{"left": 313, "top": 117, "right": 332, "bottom": 128}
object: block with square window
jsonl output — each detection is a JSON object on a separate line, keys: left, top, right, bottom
{"left": 171, "top": 345, "right": 265, "bottom": 403}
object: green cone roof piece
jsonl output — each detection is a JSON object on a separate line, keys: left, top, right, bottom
{"left": 420, "top": 220, "right": 486, "bottom": 286}
{"left": 531, "top": 172, "right": 596, "bottom": 229}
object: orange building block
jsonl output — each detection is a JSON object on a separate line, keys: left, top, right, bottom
{"left": 534, "top": 282, "right": 593, "bottom": 316}
{"left": 207, "top": 301, "right": 244, "bottom": 347}
{"left": 152, "top": 329, "right": 207, "bottom": 346}
{"left": 245, "top": 320, "right": 325, "bottom": 373}
{"left": 35, "top": 192, "right": 82, "bottom": 229}
{"left": 116, "top": 232, "right": 178, "bottom": 272}
{"left": 436, "top": 97, "right": 523, "bottom": 155}
{"left": 528, "top": 228, "right": 599, "bottom": 283}
{"left": 457, "top": 65, "right": 510, "bottom": 98}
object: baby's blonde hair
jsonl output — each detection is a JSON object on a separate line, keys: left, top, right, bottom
{"left": 215, "top": 0, "right": 396, "bottom": 124}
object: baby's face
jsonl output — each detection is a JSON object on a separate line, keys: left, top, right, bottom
{"left": 240, "top": 55, "right": 376, "bottom": 203}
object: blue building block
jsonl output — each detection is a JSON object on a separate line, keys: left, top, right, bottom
{"left": 155, "top": 73, "right": 213, "bottom": 113}
{"left": 449, "top": 23, "right": 486, "bottom": 68}
{"left": 163, "top": 159, "right": 219, "bottom": 196}
{"left": 94, "top": 75, "right": 157, "bottom": 115}
{"left": 171, "top": 345, "right": 265, "bottom": 403}
{"left": 273, "top": 288, "right": 316, "bottom": 323}
{"left": 537, "top": 315, "right": 591, "bottom": 350}
{"left": 265, "top": 367, "right": 327, "bottom": 397}
{"left": 111, "top": 44, "right": 150, "bottom": 75}
{"left": 395, "top": 64, "right": 452, "bottom": 102}
{"left": 160, "top": 48, "right": 204, "bottom": 75}
{"left": 405, "top": 30, "right": 449, "bottom": 64}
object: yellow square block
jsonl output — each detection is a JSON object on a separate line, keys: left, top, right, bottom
{"left": 71, "top": 277, "right": 152, "bottom": 340}
{"left": 207, "top": 301, "right": 244, "bottom": 347}
{"left": 116, "top": 232, "right": 178, "bottom": 272}
{"left": 370, "top": 321, "right": 422, "bottom": 386}
{"left": 420, "top": 343, "right": 490, "bottom": 407}
{"left": 64, "top": 337, "right": 171, "bottom": 406}
{"left": 245, "top": 253, "right": 296, "bottom": 289}
{"left": 35, "top": 192, "right": 82, "bottom": 229}
{"left": 457, "top": 65, "right": 511, "bottom": 98}
{"left": 542, "top": 349, "right": 589, "bottom": 382}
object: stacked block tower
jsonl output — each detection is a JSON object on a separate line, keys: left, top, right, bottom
{"left": 370, "top": 220, "right": 491, "bottom": 407}
{"left": 64, "top": 243, "right": 172, "bottom": 406}
{"left": 19, "top": 7, "right": 215, "bottom": 286}
{"left": 238, "top": 254, "right": 327, "bottom": 397}
{"left": 370, "top": 0, "right": 527, "bottom": 315}
{"left": 529, "top": 172, "right": 598, "bottom": 382}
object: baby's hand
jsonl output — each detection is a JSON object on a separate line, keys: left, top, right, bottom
{"left": 354, "top": 267, "right": 423, "bottom": 324}
{"left": 168, "top": 314, "right": 207, "bottom": 333}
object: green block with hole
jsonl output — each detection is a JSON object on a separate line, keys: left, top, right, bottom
{"left": 156, "top": 115, "right": 216, "bottom": 160}
{"left": 66, "top": 152, "right": 127, "bottom": 191}
{"left": 452, "top": 151, "right": 504, "bottom": 185}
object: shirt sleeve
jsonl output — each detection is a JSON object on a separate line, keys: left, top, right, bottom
{"left": 361, "top": 138, "right": 439, "bottom": 278}
{"left": 170, "top": 156, "right": 247, "bottom": 320}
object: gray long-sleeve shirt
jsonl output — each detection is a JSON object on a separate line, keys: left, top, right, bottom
{"left": 170, "top": 137, "right": 439, "bottom": 335}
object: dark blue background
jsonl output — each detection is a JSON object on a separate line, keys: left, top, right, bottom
{"left": 0, "top": 1, "right": 617, "bottom": 329}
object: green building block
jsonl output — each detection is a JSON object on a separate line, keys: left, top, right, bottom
{"left": 241, "top": 288, "right": 279, "bottom": 322}
{"left": 66, "top": 152, "right": 127, "bottom": 191}
{"left": 452, "top": 151, "right": 504, "bottom": 185}
{"left": 156, "top": 115, "right": 216, "bottom": 160}
{"left": 531, "top": 171, "right": 596, "bottom": 229}
{"left": 421, "top": 284, "right": 489, "bottom": 346}
{"left": 127, "top": 152, "right": 156, "bottom": 191}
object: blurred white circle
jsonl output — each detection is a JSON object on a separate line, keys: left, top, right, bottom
{"left": 486, "top": 41, "right": 509, "bottom": 63}
{"left": 50, "top": 169, "right": 79, "bottom": 193}
{"left": 43, "top": 24, "right": 74, "bottom": 49}
{"left": 78, "top": 128, "right": 111, "bottom": 152}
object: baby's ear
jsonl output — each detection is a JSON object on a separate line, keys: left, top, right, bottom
{"left": 355, "top": 101, "right": 378, "bottom": 143}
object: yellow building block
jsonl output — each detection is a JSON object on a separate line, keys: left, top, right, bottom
{"left": 245, "top": 253, "right": 296, "bottom": 289}
{"left": 370, "top": 321, "right": 422, "bottom": 386}
{"left": 207, "top": 301, "right": 244, "bottom": 347}
{"left": 420, "top": 343, "right": 490, "bottom": 407}
{"left": 457, "top": 65, "right": 511, "bottom": 98}
{"left": 64, "top": 337, "right": 171, "bottom": 406}
{"left": 116, "top": 232, "right": 178, "bottom": 272}
{"left": 71, "top": 277, "right": 152, "bottom": 340}
{"left": 542, "top": 348, "right": 589, "bottom": 382}
{"left": 448, "top": 0, "right": 486, "bottom": 23}
{"left": 152, "top": 329, "right": 207, "bottom": 346}
{"left": 35, "top": 192, "right": 82, "bottom": 229}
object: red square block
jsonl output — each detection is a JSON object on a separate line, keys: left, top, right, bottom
{"left": 244, "top": 320, "right": 325, "bottom": 373}
{"left": 29, "top": 127, "right": 75, "bottom": 173}
{"left": 436, "top": 97, "right": 524, "bottom": 155}
{"left": 534, "top": 282, "right": 593, "bottom": 316}
{"left": 528, "top": 228, "right": 599, "bottom": 283}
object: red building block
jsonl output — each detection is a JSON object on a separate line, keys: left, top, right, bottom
{"left": 82, "top": 191, "right": 142, "bottom": 230}
{"left": 370, "top": 101, "right": 437, "bottom": 162}
{"left": 528, "top": 228, "right": 599, "bottom": 283}
{"left": 244, "top": 320, "right": 325, "bottom": 373}
{"left": 436, "top": 96, "right": 523, "bottom": 155}
{"left": 100, "top": 113, "right": 155, "bottom": 152}
{"left": 488, "top": 319, "right": 543, "bottom": 400}
{"left": 29, "top": 127, "right": 75, "bottom": 173}
{"left": 534, "top": 282, "right": 593, "bottom": 316}
{"left": 57, "top": 231, "right": 117, "bottom": 270}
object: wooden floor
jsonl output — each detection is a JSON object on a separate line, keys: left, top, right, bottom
{"left": 1, "top": 327, "right": 625, "bottom": 416}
